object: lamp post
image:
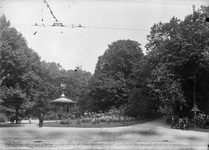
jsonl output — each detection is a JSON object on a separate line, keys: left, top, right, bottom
{"left": 191, "top": 73, "right": 200, "bottom": 129}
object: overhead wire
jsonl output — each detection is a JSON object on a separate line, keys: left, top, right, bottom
{"left": 13, "top": 24, "right": 150, "bottom": 32}
{"left": 71, "top": 0, "right": 206, "bottom": 6}
{"left": 34, "top": 0, "right": 204, "bottom": 30}
{"left": 76, "top": 26, "right": 149, "bottom": 31}
{"left": 12, "top": 0, "right": 207, "bottom": 34}
{"left": 22, "top": 0, "right": 206, "bottom": 31}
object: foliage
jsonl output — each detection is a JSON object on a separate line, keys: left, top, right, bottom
{"left": 65, "top": 66, "right": 92, "bottom": 106}
{"left": 144, "top": 6, "right": 209, "bottom": 115}
{"left": 125, "top": 88, "right": 148, "bottom": 118}
{"left": 0, "top": 114, "right": 6, "bottom": 123}
{"left": 31, "top": 63, "right": 92, "bottom": 115}
{"left": 89, "top": 40, "right": 144, "bottom": 111}
{"left": 0, "top": 15, "right": 43, "bottom": 122}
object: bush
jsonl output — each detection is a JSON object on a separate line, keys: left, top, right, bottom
{"left": 125, "top": 88, "right": 158, "bottom": 118}
{"left": 45, "top": 111, "right": 58, "bottom": 120}
{"left": 0, "top": 114, "right": 6, "bottom": 123}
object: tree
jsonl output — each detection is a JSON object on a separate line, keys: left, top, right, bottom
{"left": 125, "top": 56, "right": 160, "bottom": 117}
{"left": 65, "top": 66, "right": 92, "bottom": 113}
{"left": 0, "top": 14, "right": 10, "bottom": 31}
{"left": 125, "top": 88, "right": 155, "bottom": 118}
{"left": 89, "top": 40, "right": 144, "bottom": 111}
{"left": 145, "top": 6, "right": 209, "bottom": 115}
{"left": 0, "top": 15, "right": 43, "bottom": 122}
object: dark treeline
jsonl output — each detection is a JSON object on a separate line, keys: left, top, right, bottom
{"left": 0, "top": 6, "right": 209, "bottom": 122}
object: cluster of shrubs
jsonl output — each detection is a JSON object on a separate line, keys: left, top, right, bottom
{"left": 60, "top": 118, "right": 72, "bottom": 125}
{"left": 45, "top": 108, "right": 136, "bottom": 125}
{"left": 44, "top": 111, "right": 61, "bottom": 120}
{"left": 45, "top": 111, "right": 75, "bottom": 120}
{"left": 0, "top": 114, "right": 7, "bottom": 123}
{"left": 77, "top": 112, "right": 135, "bottom": 125}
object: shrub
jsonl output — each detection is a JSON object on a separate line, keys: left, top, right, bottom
{"left": 0, "top": 114, "right": 6, "bottom": 123}
{"left": 45, "top": 111, "right": 58, "bottom": 120}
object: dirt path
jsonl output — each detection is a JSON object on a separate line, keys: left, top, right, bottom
{"left": 0, "top": 119, "right": 208, "bottom": 150}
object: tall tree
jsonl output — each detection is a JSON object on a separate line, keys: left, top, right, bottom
{"left": 125, "top": 56, "right": 159, "bottom": 118}
{"left": 145, "top": 6, "right": 209, "bottom": 115}
{"left": 65, "top": 66, "right": 92, "bottom": 113}
{"left": 0, "top": 15, "right": 43, "bottom": 122}
{"left": 89, "top": 40, "right": 144, "bottom": 111}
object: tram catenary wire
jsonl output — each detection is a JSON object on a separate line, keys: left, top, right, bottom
{"left": 73, "top": 0, "right": 206, "bottom": 6}
{"left": 13, "top": 24, "right": 150, "bottom": 31}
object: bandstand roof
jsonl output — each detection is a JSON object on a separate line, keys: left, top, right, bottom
{"left": 51, "top": 94, "right": 77, "bottom": 104}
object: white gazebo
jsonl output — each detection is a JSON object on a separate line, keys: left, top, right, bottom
{"left": 51, "top": 93, "right": 77, "bottom": 113}
{"left": 51, "top": 93, "right": 76, "bottom": 104}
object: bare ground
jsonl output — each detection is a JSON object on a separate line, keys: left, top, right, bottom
{"left": 0, "top": 118, "right": 208, "bottom": 150}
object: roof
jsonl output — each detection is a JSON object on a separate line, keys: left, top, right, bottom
{"left": 51, "top": 94, "right": 77, "bottom": 104}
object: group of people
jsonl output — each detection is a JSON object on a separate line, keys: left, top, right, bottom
{"left": 168, "top": 112, "right": 209, "bottom": 130}
{"left": 9, "top": 112, "right": 44, "bottom": 128}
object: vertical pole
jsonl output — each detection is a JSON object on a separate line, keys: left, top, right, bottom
{"left": 15, "top": 106, "right": 19, "bottom": 124}
{"left": 194, "top": 75, "right": 196, "bottom": 111}
{"left": 193, "top": 73, "right": 196, "bottom": 129}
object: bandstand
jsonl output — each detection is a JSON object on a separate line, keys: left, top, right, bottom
{"left": 50, "top": 92, "right": 77, "bottom": 126}
{"left": 51, "top": 93, "right": 77, "bottom": 115}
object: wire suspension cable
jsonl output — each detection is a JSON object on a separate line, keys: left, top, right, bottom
{"left": 81, "top": 26, "right": 149, "bottom": 31}
{"left": 79, "top": 0, "right": 207, "bottom": 6}
{"left": 43, "top": 0, "right": 59, "bottom": 22}
{"left": 43, "top": 0, "right": 64, "bottom": 26}
{"left": 14, "top": 24, "right": 150, "bottom": 31}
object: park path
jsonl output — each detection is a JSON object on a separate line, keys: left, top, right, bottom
{"left": 0, "top": 119, "right": 209, "bottom": 150}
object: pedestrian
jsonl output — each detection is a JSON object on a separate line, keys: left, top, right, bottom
{"left": 77, "top": 117, "right": 81, "bottom": 125}
{"left": 171, "top": 116, "right": 175, "bottom": 129}
{"left": 39, "top": 113, "right": 44, "bottom": 128}
{"left": 29, "top": 115, "right": 31, "bottom": 124}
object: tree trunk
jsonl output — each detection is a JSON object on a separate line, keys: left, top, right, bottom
{"left": 15, "top": 106, "right": 19, "bottom": 124}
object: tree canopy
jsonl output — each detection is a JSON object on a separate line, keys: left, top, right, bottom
{"left": 144, "top": 6, "right": 209, "bottom": 116}
{"left": 0, "top": 15, "right": 43, "bottom": 122}
{"left": 88, "top": 40, "right": 144, "bottom": 111}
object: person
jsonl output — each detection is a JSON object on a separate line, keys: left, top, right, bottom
{"left": 77, "top": 117, "right": 81, "bottom": 125}
{"left": 171, "top": 116, "right": 175, "bottom": 129}
{"left": 29, "top": 115, "right": 31, "bottom": 124}
{"left": 39, "top": 113, "right": 44, "bottom": 128}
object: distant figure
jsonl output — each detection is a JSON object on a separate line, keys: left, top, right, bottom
{"left": 39, "top": 113, "right": 44, "bottom": 128}
{"left": 77, "top": 117, "right": 81, "bottom": 125}
{"left": 171, "top": 116, "right": 175, "bottom": 129}
{"left": 29, "top": 115, "right": 31, "bottom": 124}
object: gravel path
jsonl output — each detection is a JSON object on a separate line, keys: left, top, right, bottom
{"left": 0, "top": 119, "right": 208, "bottom": 150}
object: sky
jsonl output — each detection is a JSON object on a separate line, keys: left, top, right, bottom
{"left": 1, "top": 0, "right": 209, "bottom": 74}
